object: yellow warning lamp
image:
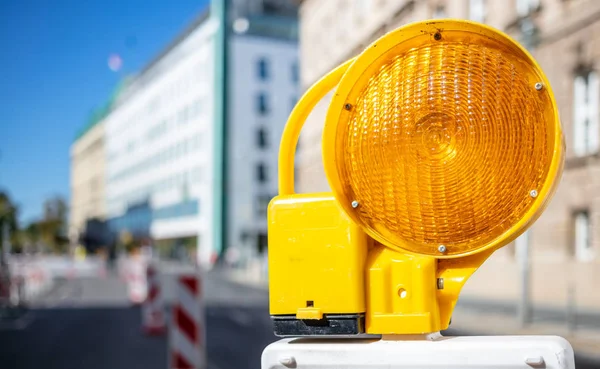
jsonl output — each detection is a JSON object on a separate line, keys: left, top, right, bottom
{"left": 268, "top": 20, "right": 564, "bottom": 336}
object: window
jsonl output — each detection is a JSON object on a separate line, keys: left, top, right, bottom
{"left": 179, "top": 106, "right": 189, "bottom": 124}
{"left": 192, "top": 99, "right": 202, "bottom": 118}
{"left": 256, "top": 194, "right": 272, "bottom": 216}
{"left": 256, "top": 163, "right": 268, "bottom": 183}
{"left": 574, "top": 211, "right": 593, "bottom": 262}
{"left": 258, "top": 58, "right": 269, "bottom": 80}
{"left": 469, "top": 0, "right": 486, "bottom": 23}
{"left": 194, "top": 133, "right": 203, "bottom": 149}
{"left": 291, "top": 62, "right": 299, "bottom": 83}
{"left": 516, "top": 0, "right": 539, "bottom": 17}
{"left": 183, "top": 139, "right": 189, "bottom": 155}
{"left": 257, "top": 92, "right": 269, "bottom": 115}
{"left": 573, "top": 71, "right": 599, "bottom": 156}
{"left": 257, "top": 127, "right": 268, "bottom": 149}
{"left": 256, "top": 232, "right": 268, "bottom": 254}
{"left": 191, "top": 166, "right": 203, "bottom": 183}
{"left": 432, "top": 5, "right": 446, "bottom": 18}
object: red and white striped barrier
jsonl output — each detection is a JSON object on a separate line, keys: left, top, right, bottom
{"left": 66, "top": 263, "right": 77, "bottom": 280}
{"left": 98, "top": 260, "right": 107, "bottom": 279}
{"left": 142, "top": 263, "right": 165, "bottom": 335}
{"left": 169, "top": 273, "right": 205, "bottom": 369}
{"left": 6, "top": 260, "right": 52, "bottom": 302}
{"left": 125, "top": 258, "right": 148, "bottom": 304}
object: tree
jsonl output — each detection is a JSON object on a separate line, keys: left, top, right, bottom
{"left": 20, "top": 222, "right": 40, "bottom": 253}
{"left": 36, "top": 196, "right": 69, "bottom": 254}
{"left": 0, "top": 191, "right": 19, "bottom": 252}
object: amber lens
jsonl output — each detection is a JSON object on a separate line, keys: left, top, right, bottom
{"left": 328, "top": 29, "right": 561, "bottom": 257}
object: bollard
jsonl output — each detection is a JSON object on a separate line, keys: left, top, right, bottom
{"left": 98, "top": 259, "right": 107, "bottom": 279}
{"left": 126, "top": 258, "right": 147, "bottom": 304}
{"left": 142, "top": 263, "right": 165, "bottom": 335}
{"left": 169, "top": 272, "right": 206, "bottom": 369}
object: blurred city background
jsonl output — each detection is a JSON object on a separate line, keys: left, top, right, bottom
{"left": 1, "top": 0, "right": 600, "bottom": 368}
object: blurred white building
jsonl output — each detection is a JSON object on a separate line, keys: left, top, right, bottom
{"left": 100, "top": 2, "right": 297, "bottom": 267}
{"left": 69, "top": 113, "right": 107, "bottom": 241}
{"left": 227, "top": 18, "right": 298, "bottom": 265}
{"left": 104, "top": 13, "right": 216, "bottom": 265}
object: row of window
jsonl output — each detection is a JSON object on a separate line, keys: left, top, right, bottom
{"left": 257, "top": 58, "right": 299, "bottom": 84}
{"left": 433, "top": 0, "right": 540, "bottom": 23}
{"left": 153, "top": 200, "right": 199, "bottom": 220}
{"left": 107, "top": 98, "right": 204, "bottom": 162}
{"left": 574, "top": 210, "right": 593, "bottom": 262}
{"left": 256, "top": 162, "right": 268, "bottom": 183}
{"left": 145, "top": 100, "right": 204, "bottom": 142}
{"left": 109, "top": 62, "right": 207, "bottom": 140}
{"left": 256, "top": 194, "right": 274, "bottom": 217}
{"left": 107, "top": 199, "right": 200, "bottom": 234}
{"left": 255, "top": 92, "right": 297, "bottom": 116}
{"left": 109, "top": 134, "right": 204, "bottom": 182}
{"left": 108, "top": 167, "right": 203, "bottom": 214}
{"left": 110, "top": 91, "right": 290, "bottom": 160}
{"left": 512, "top": 210, "right": 594, "bottom": 263}
{"left": 573, "top": 71, "right": 599, "bottom": 156}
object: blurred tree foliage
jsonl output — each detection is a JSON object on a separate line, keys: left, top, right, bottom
{"left": 0, "top": 191, "right": 20, "bottom": 251}
{"left": 0, "top": 192, "right": 70, "bottom": 254}
{"left": 36, "top": 196, "right": 69, "bottom": 253}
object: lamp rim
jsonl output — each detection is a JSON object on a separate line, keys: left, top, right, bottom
{"left": 321, "top": 19, "right": 564, "bottom": 259}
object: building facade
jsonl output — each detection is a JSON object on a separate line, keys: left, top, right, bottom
{"left": 297, "top": 0, "right": 600, "bottom": 311}
{"left": 69, "top": 116, "right": 106, "bottom": 244}
{"left": 227, "top": 16, "right": 299, "bottom": 266}
{"left": 97, "top": 1, "right": 297, "bottom": 267}
{"left": 104, "top": 13, "right": 217, "bottom": 265}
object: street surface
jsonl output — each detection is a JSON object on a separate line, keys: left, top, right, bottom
{"left": 0, "top": 264, "right": 598, "bottom": 369}
{"left": 0, "top": 266, "right": 275, "bottom": 369}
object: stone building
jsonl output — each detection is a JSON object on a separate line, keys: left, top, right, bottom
{"left": 297, "top": 0, "right": 600, "bottom": 312}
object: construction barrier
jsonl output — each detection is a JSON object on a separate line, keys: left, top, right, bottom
{"left": 125, "top": 257, "right": 148, "bottom": 304}
{"left": 3, "top": 258, "right": 52, "bottom": 305}
{"left": 98, "top": 260, "right": 107, "bottom": 279}
{"left": 142, "top": 263, "right": 165, "bottom": 335}
{"left": 0, "top": 267, "right": 10, "bottom": 305}
{"left": 169, "top": 272, "right": 205, "bottom": 369}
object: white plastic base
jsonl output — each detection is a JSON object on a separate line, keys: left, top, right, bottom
{"left": 262, "top": 334, "right": 575, "bottom": 369}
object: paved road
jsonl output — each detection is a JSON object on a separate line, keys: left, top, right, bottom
{"left": 0, "top": 267, "right": 597, "bottom": 369}
{"left": 0, "top": 267, "right": 276, "bottom": 369}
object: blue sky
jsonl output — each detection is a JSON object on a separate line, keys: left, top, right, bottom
{"left": 0, "top": 0, "right": 209, "bottom": 224}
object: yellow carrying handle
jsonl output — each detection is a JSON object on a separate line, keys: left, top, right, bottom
{"left": 277, "top": 58, "right": 356, "bottom": 195}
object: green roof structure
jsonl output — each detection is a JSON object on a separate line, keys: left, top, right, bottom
{"left": 74, "top": 76, "right": 132, "bottom": 142}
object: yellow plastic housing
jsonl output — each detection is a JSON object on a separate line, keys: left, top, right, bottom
{"left": 268, "top": 193, "right": 368, "bottom": 317}
{"left": 323, "top": 20, "right": 564, "bottom": 258}
{"left": 366, "top": 246, "right": 440, "bottom": 334}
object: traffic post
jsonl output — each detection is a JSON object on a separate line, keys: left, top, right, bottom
{"left": 262, "top": 20, "right": 575, "bottom": 369}
{"left": 141, "top": 262, "right": 166, "bottom": 335}
{"left": 169, "top": 272, "right": 206, "bottom": 369}
{"left": 125, "top": 257, "right": 147, "bottom": 304}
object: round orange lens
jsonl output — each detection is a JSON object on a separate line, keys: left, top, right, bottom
{"left": 323, "top": 21, "right": 563, "bottom": 257}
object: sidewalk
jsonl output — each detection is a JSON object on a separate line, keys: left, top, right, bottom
{"left": 450, "top": 305, "right": 600, "bottom": 361}
{"left": 452, "top": 296, "right": 600, "bottom": 360}
{"left": 221, "top": 267, "right": 600, "bottom": 360}
{"left": 224, "top": 265, "right": 269, "bottom": 290}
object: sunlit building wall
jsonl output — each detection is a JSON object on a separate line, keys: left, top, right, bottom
{"left": 69, "top": 118, "right": 106, "bottom": 240}
{"left": 298, "top": 0, "right": 600, "bottom": 310}
{"left": 105, "top": 13, "right": 217, "bottom": 265}
{"left": 227, "top": 22, "right": 298, "bottom": 263}
{"left": 100, "top": 3, "right": 298, "bottom": 267}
